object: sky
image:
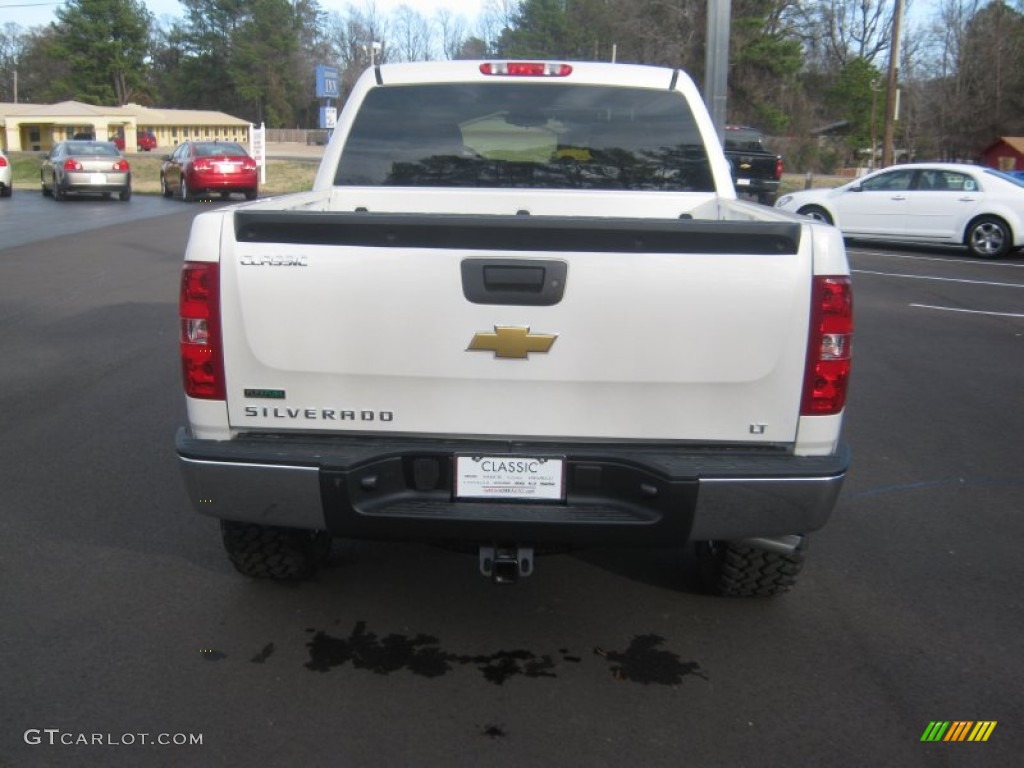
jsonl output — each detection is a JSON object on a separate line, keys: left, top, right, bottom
{"left": 0, "top": 0, "right": 489, "bottom": 31}
{"left": 0, "top": 0, "right": 944, "bottom": 39}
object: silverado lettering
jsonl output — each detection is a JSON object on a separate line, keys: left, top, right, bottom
{"left": 243, "top": 407, "right": 393, "bottom": 421}
{"left": 176, "top": 60, "right": 852, "bottom": 596}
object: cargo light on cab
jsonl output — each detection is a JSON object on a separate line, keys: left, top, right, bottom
{"left": 801, "top": 276, "right": 853, "bottom": 416}
{"left": 179, "top": 262, "right": 226, "bottom": 400}
{"left": 479, "top": 62, "right": 573, "bottom": 77}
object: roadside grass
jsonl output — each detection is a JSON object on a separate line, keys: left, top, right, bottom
{"left": 6, "top": 151, "right": 319, "bottom": 197}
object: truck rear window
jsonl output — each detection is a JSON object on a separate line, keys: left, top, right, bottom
{"left": 335, "top": 83, "right": 714, "bottom": 192}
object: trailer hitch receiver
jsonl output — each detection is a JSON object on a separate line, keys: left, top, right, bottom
{"left": 479, "top": 545, "right": 534, "bottom": 584}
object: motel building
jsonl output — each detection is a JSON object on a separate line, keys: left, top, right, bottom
{"left": 0, "top": 100, "right": 250, "bottom": 153}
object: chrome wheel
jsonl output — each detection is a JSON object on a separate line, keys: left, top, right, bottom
{"left": 967, "top": 217, "right": 1010, "bottom": 259}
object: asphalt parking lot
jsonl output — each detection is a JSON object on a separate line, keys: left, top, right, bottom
{"left": 0, "top": 211, "right": 1020, "bottom": 767}
{"left": 0, "top": 186, "right": 198, "bottom": 250}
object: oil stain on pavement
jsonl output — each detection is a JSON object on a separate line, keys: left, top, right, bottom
{"left": 302, "top": 621, "right": 706, "bottom": 686}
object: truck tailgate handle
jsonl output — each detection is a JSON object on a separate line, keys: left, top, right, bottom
{"left": 461, "top": 258, "right": 567, "bottom": 306}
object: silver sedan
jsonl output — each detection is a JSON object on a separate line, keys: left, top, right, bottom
{"left": 40, "top": 141, "right": 132, "bottom": 201}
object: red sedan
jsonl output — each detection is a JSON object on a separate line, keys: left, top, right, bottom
{"left": 160, "top": 141, "right": 258, "bottom": 201}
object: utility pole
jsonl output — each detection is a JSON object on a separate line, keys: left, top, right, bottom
{"left": 881, "top": 0, "right": 903, "bottom": 167}
{"left": 703, "top": 0, "right": 731, "bottom": 142}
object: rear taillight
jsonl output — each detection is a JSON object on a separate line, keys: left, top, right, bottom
{"left": 480, "top": 61, "right": 573, "bottom": 77}
{"left": 0, "top": 155, "right": 7, "bottom": 167}
{"left": 243, "top": 158, "right": 256, "bottom": 170}
{"left": 774, "top": 157, "right": 783, "bottom": 181}
{"left": 192, "top": 160, "right": 213, "bottom": 172}
{"left": 113, "top": 159, "right": 130, "bottom": 171}
{"left": 801, "top": 276, "right": 853, "bottom": 416}
{"left": 63, "top": 158, "right": 83, "bottom": 171}
{"left": 179, "top": 262, "right": 225, "bottom": 400}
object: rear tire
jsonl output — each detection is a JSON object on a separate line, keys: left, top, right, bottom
{"left": 0, "top": 184, "right": 10, "bottom": 198}
{"left": 179, "top": 177, "right": 191, "bottom": 202}
{"left": 160, "top": 174, "right": 172, "bottom": 198}
{"left": 798, "top": 205, "right": 833, "bottom": 225}
{"left": 244, "top": 187, "right": 257, "bottom": 201}
{"left": 695, "top": 536, "right": 806, "bottom": 597}
{"left": 966, "top": 216, "right": 1011, "bottom": 259}
{"left": 53, "top": 177, "right": 65, "bottom": 201}
{"left": 220, "top": 521, "right": 332, "bottom": 581}
{"left": 119, "top": 187, "right": 132, "bottom": 202}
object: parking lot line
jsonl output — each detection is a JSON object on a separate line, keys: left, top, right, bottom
{"left": 851, "top": 269, "right": 1024, "bottom": 289}
{"left": 849, "top": 249, "right": 1024, "bottom": 268}
{"left": 909, "top": 303, "right": 1024, "bottom": 318}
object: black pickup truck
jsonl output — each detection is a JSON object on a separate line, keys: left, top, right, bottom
{"left": 723, "top": 125, "right": 782, "bottom": 205}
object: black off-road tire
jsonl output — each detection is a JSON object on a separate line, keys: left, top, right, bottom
{"left": 220, "top": 521, "right": 332, "bottom": 581}
{"left": 695, "top": 536, "right": 806, "bottom": 597}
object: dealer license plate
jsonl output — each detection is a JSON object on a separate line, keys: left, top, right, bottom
{"left": 90, "top": 173, "right": 106, "bottom": 184}
{"left": 455, "top": 455, "right": 564, "bottom": 501}
{"left": 736, "top": 178, "right": 751, "bottom": 186}
{"left": 217, "top": 163, "right": 236, "bottom": 173}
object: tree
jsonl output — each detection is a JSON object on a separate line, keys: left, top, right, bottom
{"left": 0, "top": 22, "right": 27, "bottom": 102}
{"left": 825, "top": 57, "right": 883, "bottom": 163}
{"left": 798, "top": 0, "right": 897, "bottom": 70}
{"left": 728, "top": 1, "right": 805, "bottom": 131}
{"left": 46, "top": 0, "right": 153, "bottom": 105}
{"left": 153, "top": 0, "right": 328, "bottom": 126}
{"left": 392, "top": 5, "right": 433, "bottom": 61}
{"left": 229, "top": 0, "right": 304, "bottom": 125}
{"left": 495, "top": 0, "right": 615, "bottom": 60}
{"left": 436, "top": 8, "right": 469, "bottom": 60}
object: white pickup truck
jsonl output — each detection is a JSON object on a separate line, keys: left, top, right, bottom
{"left": 176, "top": 60, "right": 852, "bottom": 596}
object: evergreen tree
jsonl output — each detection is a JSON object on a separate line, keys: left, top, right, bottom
{"left": 45, "top": 0, "right": 153, "bottom": 105}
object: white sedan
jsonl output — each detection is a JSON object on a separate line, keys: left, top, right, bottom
{"left": 775, "top": 163, "right": 1024, "bottom": 258}
{"left": 0, "top": 148, "right": 11, "bottom": 197}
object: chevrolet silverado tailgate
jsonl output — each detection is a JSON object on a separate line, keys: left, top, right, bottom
{"left": 219, "top": 206, "right": 812, "bottom": 445}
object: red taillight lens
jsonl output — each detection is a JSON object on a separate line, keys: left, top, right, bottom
{"left": 113, "top": 159, "right": 130, "bottom": 171}
{"left": 480, "top": 61, "right": 573, "bottom": 77}
{"left": 179, "top": 262, "right": 225, "bottom": 400}
{"left": 801, "top": 276, "right": 853, "bottom": 416}
{"left": 63, "top": 158, "right": 83, "bottom": 171}
{"left": 243, "top": 158, "right": 256, "bottom": 170}
{"left": 774, "top": 157, "right": 783, "bottom": 181}
{"left": 192, "top": 160, "right": 213, "bottom": 172}
{"left": 0, "top": 155, "right": 7, "bottom": 167}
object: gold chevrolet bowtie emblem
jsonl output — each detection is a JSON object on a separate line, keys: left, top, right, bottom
{"left": 467, "top": 326, "right": 557, "bottom": 359}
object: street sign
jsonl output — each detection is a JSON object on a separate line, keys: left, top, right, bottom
{"left": 319, "top": 106, "right": 337, "bottom": 130}
{"left": 249, "top": 122, "right": 266, "bottom": 184}
{"left": 315, "top": 65, "right": 340, "bottom": 99}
